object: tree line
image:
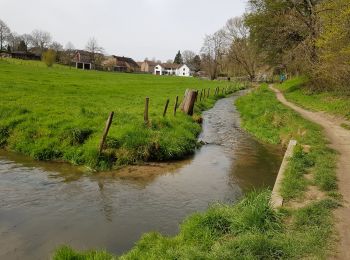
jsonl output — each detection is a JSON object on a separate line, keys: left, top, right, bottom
{"left": 0, "top": 19, "right": 106, "bottom": 67}
{"left": 0, "top": 19, "right": 202, "bottom": 72}
{"left": 200, "top": 0, "right": 350, "bottom": 90}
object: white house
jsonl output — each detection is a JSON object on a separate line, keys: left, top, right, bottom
{"left": 154, "top": 63, "right": 191, "bottom": 77}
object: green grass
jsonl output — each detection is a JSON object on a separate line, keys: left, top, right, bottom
{"left": 53, "top": 84, "right": 339, "bottom": 260}
{"left": 341, "top": 123, "right": 350, "bottom": 130}
{"left": 0, "top": 58, "right": 240, "bottom": 170}
{"left": 236, "top": 84, "right": 337, "bottom": 199}
{"left": 53, "top": 191, "right": 338, "bottom": 260}
{"left": 276, "top": 77, "right": 350, "bottom": 119}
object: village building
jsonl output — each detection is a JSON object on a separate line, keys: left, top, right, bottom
{"left": 113, "top": 56, "right": 140, "bottom": 72}
{"left": 139, "top": 60, "right": 157, "bottom": 73}
{"left": 136, "top": 61, "right": 143, "bottom": 68}
{"left": 9, "top": 51, "right": 41, "bottom": 60}
{"left": 73, "top": 51, "right": 93, "bottom": 70}
{"left": 154, "top": 63, "right": 191, "bottom": 77}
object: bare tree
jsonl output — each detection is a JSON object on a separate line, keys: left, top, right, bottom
{"left": 50, "top": 41, "right": 63, "bottom": 52}
{"left": 65, "top": 41, "right": 75, "bottom": 51}
{"left": 182, "top": 50, "right": 196, "bottom": 65}
{"left": 0, "top": 19, "right": 11, "bottom": 51}
{"left": 21, "top": 34, "right": 33, "bottom": 49}
{"left": 6, "top": 32, "right": 22, "bottom": 51}
{"left": 200, "top": 29, "right": 226, "bottom": 79}
{"left": 85, "top": 37, "right": 104, "bottom": 68}
{"left": 224, "top": 17, "right": 259, "bottom": 81}
{"left": 31, "top": 29, "right": 52, "bottom": 53}
{"left": 60, "top": 42, "right": 75, "bottom": 66}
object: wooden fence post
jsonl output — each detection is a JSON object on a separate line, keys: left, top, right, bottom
{"left": 174, "top": 96, "right": 179, "bottom": 116}
{"left": 144, "top": 97, "right": 149, "bottom": 124}
{"left": 99, "top": 111, "right": 114, "bottom": 154}
{"left": 179, "top": 89, "right": 189, "bottom": 111}
{"left": 199, "top": 90, "right": 203, "bottom": 101}
{"left": 181, "top": 90, "right": 198, "bottom": 115}
{"left": 163, "top": 98, "right": 170, "bottom": 117}
{"left": 207, "top": 88, "right": 210, "bottom": 98}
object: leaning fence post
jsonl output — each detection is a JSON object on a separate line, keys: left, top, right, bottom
{"left": 99, "top": 111, "right": 114, "bottom": 154}
{"left": 181, "top": 90, "right": 198, "bottom": 116}
{"left": 174, "top": 96, "right": 179, "bottom": 116}
{"left": 144, "top": 97, "right": 149, "bottom": 124}
{"left": 163, "top": 98, "right": 170, "bottom": 117}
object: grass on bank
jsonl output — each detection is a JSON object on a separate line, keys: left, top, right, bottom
{"left": 0, "top": 58, "right": 240, "bottom": 170}
{"left": 276, "top": 77, "right": 350, "bottom": 119}
{"left": 53, "top": 82, "right": 338, "bottom": 260}
{"left": 54, "top": 191, "right": 338, "bottom": 260}
{"left": 236, "top": 84, "right": 337, "bottom": 199}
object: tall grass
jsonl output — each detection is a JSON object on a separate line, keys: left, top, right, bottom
{"left": 0, "top": 58, "right": 241, "bottom": 170}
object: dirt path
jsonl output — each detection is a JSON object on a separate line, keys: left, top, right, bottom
{"left": 269, "top": 86, "right": 350, "bottom": 260}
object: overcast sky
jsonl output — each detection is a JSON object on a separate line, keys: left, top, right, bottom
{"left": 1, "top": 0, "right": 246, "bottom": 61}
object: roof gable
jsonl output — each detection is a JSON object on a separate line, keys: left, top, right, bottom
{"left": 113, "top": 56, "right": 139, "bottom": 68}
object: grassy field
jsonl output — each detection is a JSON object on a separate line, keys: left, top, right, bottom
{"left": 276, "top": 77, "right": 350, "bottom": 120}
{"left": 0, "top": 58, "right": 238, "bottom": 170}
{"left": 53, "top": 84, "right": 339, "bottom": 260}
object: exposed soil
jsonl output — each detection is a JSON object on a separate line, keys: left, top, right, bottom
{"left": 270, "top": 86, "right": 350, "bottom": 260}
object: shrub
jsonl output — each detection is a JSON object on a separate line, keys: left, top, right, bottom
{"left": 42, "top": 49, "right": 56, "bottom": 67}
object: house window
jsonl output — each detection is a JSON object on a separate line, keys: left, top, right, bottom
{"left": 183, "top": 68, "right": 185, "bottom": 71}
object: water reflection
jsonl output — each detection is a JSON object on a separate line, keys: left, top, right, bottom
{"left": 0, "top": 93, "right": 283, "bottom": 260}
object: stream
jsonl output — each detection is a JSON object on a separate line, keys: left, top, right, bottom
{"left": 0, "top": 92, "right": 283, "bottom": 259}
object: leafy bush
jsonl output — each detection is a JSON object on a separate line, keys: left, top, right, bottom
{"left": 42, "top": 49, "right": 56, "bottom": 67}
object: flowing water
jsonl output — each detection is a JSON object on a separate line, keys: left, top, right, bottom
{"left": 0, "top": 93, "right": 283, "bottom": 259}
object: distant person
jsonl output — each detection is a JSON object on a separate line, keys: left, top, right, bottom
{"left": 279, "top": 73, "right": 286, "bottom": 84}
